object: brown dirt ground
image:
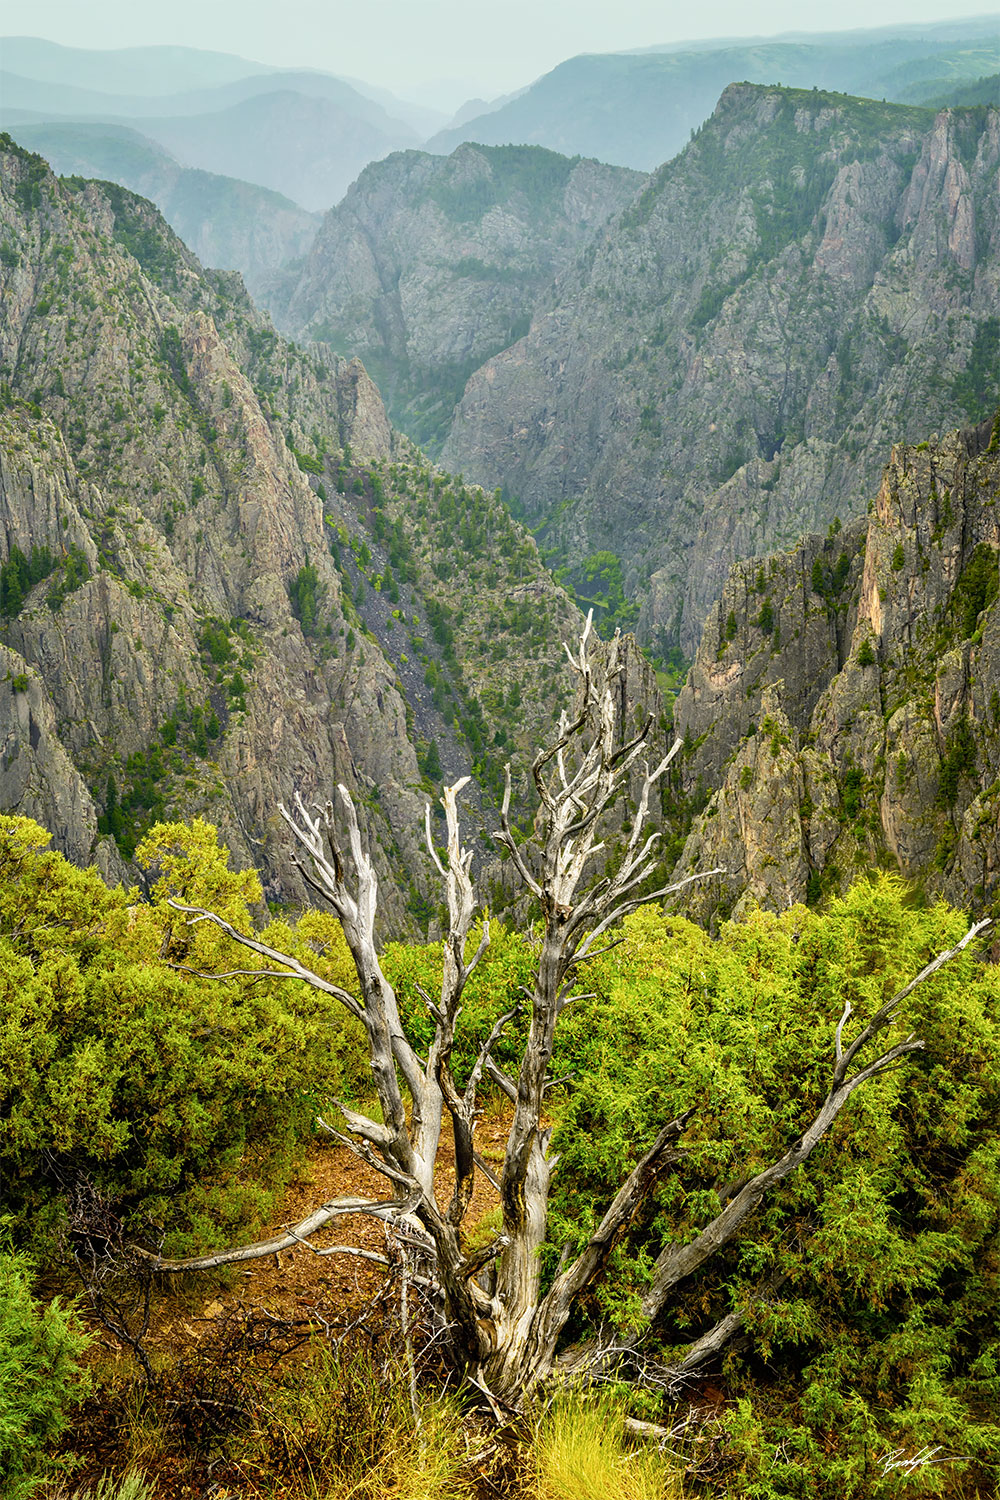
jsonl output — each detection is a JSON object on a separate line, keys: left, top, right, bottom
{"left": 61, "top": 1108, "right": 515, "bottom": 1496}
{"left": 166, "top": 1104, "right": 509, "bottom": 1330}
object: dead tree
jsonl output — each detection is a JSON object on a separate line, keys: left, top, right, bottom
{"left": 152, "top": 616, "right": 989, "bottom": 1403}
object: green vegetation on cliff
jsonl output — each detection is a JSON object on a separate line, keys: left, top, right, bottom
{"left": 673, "top": 414, "right": 1000, "bottom": 924}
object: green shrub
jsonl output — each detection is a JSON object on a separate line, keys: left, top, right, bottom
{"left": 952, "top": 542, "right": 999, "bottom": 639}
{"left": 0, "top": 817, "right": 356, "bottom": 1253}
{"left": 1, "top": 544, "right": 55, "bottom": 617}
{"left": 545, "top": 882, "right": 1000, "bottom": 1494}
{"left": 842, "top": 765, "right": 865, "bottom": 818}
{"left": 951, "top": 318, "right": 1000, "bottom": 421}
{"left": 417, "top": 738, "right": 442, "bottom": 780}
{"left": 45, "top": 546, "right": 90, "bottom": 612}
{"left": 0, "top": 1249, "right": 89, "bottom": 1498}
{"left": 288, "top": 562, "right": 325, "bottom": 636}
{"left": 937, "top": 717, "right": 977, "bottom": 807}
{"left": 198, "top": 619, "right": 234, "bottom": 666}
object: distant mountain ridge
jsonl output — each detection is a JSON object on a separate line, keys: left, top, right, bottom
{"left": 0, "top": 36, "right": 277, "bottom": 94}
{"left": 0, "top": 65, "right": 421, "bottom": 212}
{"left": 7, "top": 120, "right": 319, "bottom": 296}
{"left": 914, "top": 73, "right": 1000, "bottom": 108}
{"left": 0, "top": 66, "right": 417, "bottom": 131}
{"left": 0, "top": 40, "right": 442, "bottom": 212}
{"left": 427, "top": 23, "right": 999, "bottom": 169}
{"left": 0, "top": 37, "right": 441, "bottom": 132}
{"left": 627, "top": 14, "right": 1000, "bottom": 54}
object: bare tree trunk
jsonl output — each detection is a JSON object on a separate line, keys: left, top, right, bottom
{"left": 150, "top": 614, "right": 990, "bottom": 1406}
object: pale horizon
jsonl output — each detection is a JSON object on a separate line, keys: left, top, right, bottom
{"left": 4, "top": 4, "right": 997, "bottom": 111}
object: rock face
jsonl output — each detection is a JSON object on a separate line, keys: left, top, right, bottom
{"left": 265, "top": 143, "right": 644, "bottom": 450}
{"left": 0, "top": 138, "right": 589, "bottom": 931}
{"left": 441, "top": 87, "right": 1000, "bottom": 652}
{"left": 671, "top": 414, "right": 1000, "bottom": 923}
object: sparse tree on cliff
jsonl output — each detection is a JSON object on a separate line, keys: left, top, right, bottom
{"left": 152, "top": 616, "right": 988, "bottom": 1403}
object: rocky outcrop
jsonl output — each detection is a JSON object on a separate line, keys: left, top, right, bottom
{"left": 671, "top": 414, "right": 1000, "bottom": 923}
{"left": 441, "top": 88, "right": 999, "bottom": 652}
{"left": 0, "top": 640, "right": 98, "bottom": 866}
{"left": 265, "top": 143, "right": 644, "bottom": 450}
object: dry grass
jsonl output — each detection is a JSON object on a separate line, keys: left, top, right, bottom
{"left": 223, "top": 1343, "right": 478, "bottom": 1500}
{"left": 531, "top": 1395, "right": 684, "bottom": 1500}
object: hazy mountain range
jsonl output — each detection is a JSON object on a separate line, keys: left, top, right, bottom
{"left": 426, "top": 22, "right": 999, "bottom": 168}
{"left": 2, "top": 21, "right": 995, "bottom": 221}
{"left": 0, "top": 63, "right": 426, "bottom": 211}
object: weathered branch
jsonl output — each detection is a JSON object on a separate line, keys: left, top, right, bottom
{"left": 286, "top": 1239, "right": 438, "bottom": 1293}
{"left": 495, "top": 764, "right": 543, "bottom": 899}
{"left": 459, "top": 1234, "right": 511, "bottom": 1282}
{"left": 640, "top": 918, "right": 991, "bottom": 1320}
{"left": 164, "top": 900, "right": 365, "bottom": 1021}
{"left": 467, "top": 1005, "right": 519, "bottom": 1104}
{"left": 473, "top": 1151, "right": 502, "bottom": 1193}
{"left": 571, "top": 867, "right": 726, "bottom": 961}
{"left": 665, "top": 1308, "right": 746, "bottom": 1384}
{"left": 540, "top": 1110, "right": 694, "bottom": 1326}
{"left": 317, "top": 1120, "right": 421, "bottom": 1192}
{"left": 323, "top": 1104, "right": 393, "bottom": 1150}
{"left": 279, "top": 786, "right": 429, "bottom": 1163}
{"left": 139, "top": 1190, "right": 423, "bottom": 1272}
{"left": 485, "top": 1058, "right": 517, "bottom": 1103}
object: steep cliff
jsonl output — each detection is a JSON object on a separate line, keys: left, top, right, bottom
{"left": 0, "top": 137, "right": 587, "bottom": 928}
{"left": 671, "top": 413, "right": 1000, "bottom": 922}
{"left": 265, "top": 143, "right": 645, "bottom": 451}
{"left": 441, "top": 87, "right": 999, "bottom": 653}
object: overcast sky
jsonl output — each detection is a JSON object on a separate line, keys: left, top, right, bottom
{"left": 8, "top": 1, "right": 997, "bottom": 107}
